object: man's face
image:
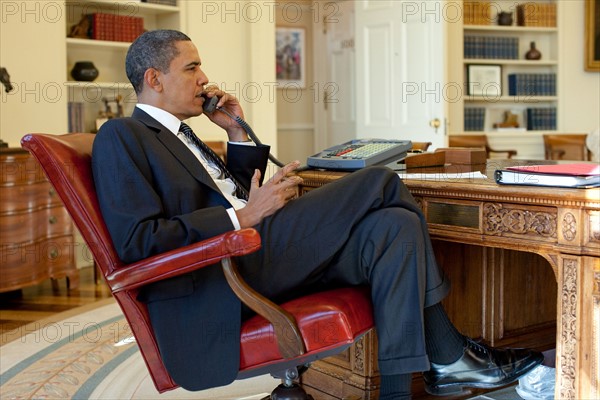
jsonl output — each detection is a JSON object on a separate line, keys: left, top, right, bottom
{"left": 158, "top": 41, "right": 209, "bottom": 120}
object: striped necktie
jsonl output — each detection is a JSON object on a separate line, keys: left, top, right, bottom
{"left": 179, "top": 122, "right": 249, "bottom": 200}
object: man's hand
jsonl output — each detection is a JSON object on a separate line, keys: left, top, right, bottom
{"left": 236, "top": 161, "right": 303, "bottom": 228}
{"left": 201, "top": 85, "right": 248, "bottom": 142}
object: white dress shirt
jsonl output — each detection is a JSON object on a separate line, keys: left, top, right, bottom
{"left": 136, "top": 104, "right": 248, "bottom": 229}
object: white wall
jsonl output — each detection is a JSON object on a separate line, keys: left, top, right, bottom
{"left": 560, "top": 1, "right": 600, "bottom": 134}
{"left": 0, "top": 0, "right": 68, "bottom": 146}
{"left": 185, "top": 1, "right": 278, "bottom": 160}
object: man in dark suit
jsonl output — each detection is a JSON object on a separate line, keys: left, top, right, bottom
{"left": 92, "top": 30, "right": 542, "bottom": 399}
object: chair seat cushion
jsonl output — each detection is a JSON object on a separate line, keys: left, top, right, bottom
{"left": 239, "top": 286, "right": 373, "bottom": 371}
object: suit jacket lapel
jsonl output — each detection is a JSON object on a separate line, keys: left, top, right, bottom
{"left": 131, "top": 108, "right": 224, "bottom": 196}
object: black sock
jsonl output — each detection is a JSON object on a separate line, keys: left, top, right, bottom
{"left": 424, "top": 303, "right": 466, "bottom": 365}
{"left": 380, "top": 373, "right": 412, "bottom": 400}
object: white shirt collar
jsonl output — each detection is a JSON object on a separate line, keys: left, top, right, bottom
{"left": 136, "top": 103, "right": 183, "bottom": 135}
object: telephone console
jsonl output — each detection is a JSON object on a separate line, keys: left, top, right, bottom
{"left": 307, "top": 139, "right": 412, "bottom": 171}
{"left": 202, "top": 95, "right": 412, "bottom": 171}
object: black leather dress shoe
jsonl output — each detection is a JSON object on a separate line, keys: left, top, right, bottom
{"left": 423, "top": 338, "right": 544, "bottom": 396}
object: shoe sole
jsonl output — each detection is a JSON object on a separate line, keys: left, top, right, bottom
{"left": 424, "top": 355, "right": 544, "bottom": 397}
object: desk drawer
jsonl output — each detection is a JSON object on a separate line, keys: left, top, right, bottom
{"left": 422, "top": 196, "right": 558, "bottom": 243}
{"left": 424, "top": 198, "right": 482, "bottom": 234}
{"left": 0, "top": 206, "right": 72, "bottom": 241}
{"left": 0, "top": 182, "right": 61, "bottom": 213}
{"left": 0, "top": 235, "right": 77, "bottom": 292}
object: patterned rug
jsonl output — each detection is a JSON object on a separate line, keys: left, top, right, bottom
{"left": 0, "top": 299, "right": 277, "bottom": 399}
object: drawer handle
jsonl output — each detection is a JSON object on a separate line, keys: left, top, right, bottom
{"left": 49, "top": 249, "right": 59, "bottom": 259}
{"left": 49, "top": 188, "right": 56, "bottom": 197}
{"left": 49, "top": 216, "right": 58, "bottom": 224}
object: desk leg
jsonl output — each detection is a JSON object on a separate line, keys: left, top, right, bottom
{"left": 556, "top": 255, "right": 600, "bottom": 400}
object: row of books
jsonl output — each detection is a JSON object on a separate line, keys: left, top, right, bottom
{"left": 68, "top": 102, "right": 85, "bottom": 133}
{"left": 464, "top": 36, "right": 519, "bottom": 60}
{"left": 85, "top": 13, "right": 144, "bottom": 43}
{"left": 508, "top": 73, "right": 556, "bottom": 96}
{"left": 516, "top": 3, "right": 557, "bottom": 27}
{"left": 463, "top": 1, "right": 491, "bottom": 25}
{"left": 463, "top": 2, "right": 557, "bottom": 28}
{"left": 526, "top": 107, "right": 556, "bottom": 131}
{"left": 464, "top": 107, "right": 558, "bottom": 131}
{"left": 464, "top": 108, "right": 485, "bottom": 131}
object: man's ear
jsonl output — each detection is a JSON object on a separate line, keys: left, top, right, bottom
{"left": 143, "top": 68, "right": 162, "bottom": 92}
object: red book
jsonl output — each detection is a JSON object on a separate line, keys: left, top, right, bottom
{"left": 506, "top": 163, "right": 600, "bottom": 176}
{"left": 495, "top": 163, "right": 600, "bottom": 188}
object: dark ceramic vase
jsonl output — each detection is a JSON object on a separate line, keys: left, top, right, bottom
{"left": 525, "top": 42, "right": 542, "bottom": 60}
{"left": 71, "top": 61, "right": 99, "bottom": 82}
{"left": 497, "top": 11, "right": 513, "bottom": 26}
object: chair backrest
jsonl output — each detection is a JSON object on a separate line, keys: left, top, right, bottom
{"left": 21, "top": 133, "right": 124, "bottom": 276}
{"left": 543, "top": 134, "right": 590, "bottom": 161}
{"left": 21, "top": 133, "right": 178, "bottom": 392}
{"left": 448, "top": 134, "right": 489, "bottom": 156}
{"left": 449, "top": 134, "right": 518, "bottom": 159}
{"left": 448, "top": 134, "right": 487, "bottom": 150}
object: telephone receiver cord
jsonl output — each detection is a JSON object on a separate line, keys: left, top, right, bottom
{"left": 215, "top": 106, "right": 289, "bottom": 169}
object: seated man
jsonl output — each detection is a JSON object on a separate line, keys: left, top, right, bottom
{"left": 92, "top": 29, "right": 543, "bottom": 399}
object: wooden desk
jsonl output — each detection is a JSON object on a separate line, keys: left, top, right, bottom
{"left": 297, "top": 162, "right": 599, "bottom": 400}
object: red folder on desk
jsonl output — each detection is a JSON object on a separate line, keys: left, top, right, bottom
{"left": 495, "top": 163, "right": 600, "bottom": 188}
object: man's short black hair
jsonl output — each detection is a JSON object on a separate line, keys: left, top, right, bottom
{"left": 126, "top": 29, "right": 191, "bottom": 94}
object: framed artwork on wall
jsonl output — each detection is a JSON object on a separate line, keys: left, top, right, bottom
{"left": 467, "top": 64, "right": 502, "bottom": 97}
{"left": 276, "top": 27, "right": 305, "bottom": 88}
{"left": 585, "top": 0, "right": 600, "bottom": 71}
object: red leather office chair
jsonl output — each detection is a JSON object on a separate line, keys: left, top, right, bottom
{"left": 21, "top": 133, "right": 374, "bottom": 399}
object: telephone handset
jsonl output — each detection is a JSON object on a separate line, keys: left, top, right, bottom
{"left": 202, "top": 95, "right": 219, "bottom": 114}
{"left": 201, "top": 94, "right": 286, "bottom": 168}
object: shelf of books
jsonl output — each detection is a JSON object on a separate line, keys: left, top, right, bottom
{"left": 64, "top": 0, "right": 182, "bottom": 133}
{"left": 460, "top": 0, "right": 559, "bottom": 135}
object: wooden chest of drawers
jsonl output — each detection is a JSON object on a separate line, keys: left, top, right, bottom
{"left": 0, "top": 148, "right": 78, "bottom": 292}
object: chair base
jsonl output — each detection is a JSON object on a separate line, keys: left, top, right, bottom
{"left": 263, "top": 383, "right": 314, "bottom": 400}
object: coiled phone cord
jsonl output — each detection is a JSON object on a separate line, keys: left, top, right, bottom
{"left": 216, "top": 106, "right": 287, "bottom": 168}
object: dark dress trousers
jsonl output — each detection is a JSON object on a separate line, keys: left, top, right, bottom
{"left": 92, "top": 108, "right": 450, "bottom": 391}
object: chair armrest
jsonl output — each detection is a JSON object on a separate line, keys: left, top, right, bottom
{"left": 107, "top": 228, "right": 261, "bottom": 292}
{"left": 222, "top": 258, "right": 305, "bottom": 359}
{"left": 489, "top": 148, "right": 518, "bottom": 159}
{"left": 107, "top": 228, "right": 305, "bottom": 358}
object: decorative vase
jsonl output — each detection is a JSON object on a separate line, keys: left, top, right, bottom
{"left": 525, "top": 42, "right": 542, "bottom": 60}
{"left": 497, "top": 11, "right": 513, "bottom": 26}
{"left": 71, "top": 61, "right": 99, "bottom": 82}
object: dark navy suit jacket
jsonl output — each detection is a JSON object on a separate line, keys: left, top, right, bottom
{"left": 92, "top": 108, "right": 270, "bottom": 390}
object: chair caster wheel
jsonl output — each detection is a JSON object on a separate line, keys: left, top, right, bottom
{"left": 270, "top": 383, "right": 314, "bottom": 400}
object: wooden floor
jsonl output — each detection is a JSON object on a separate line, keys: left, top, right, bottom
{"left": 0, "top": 266, "right": 112, "bottom": 344}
